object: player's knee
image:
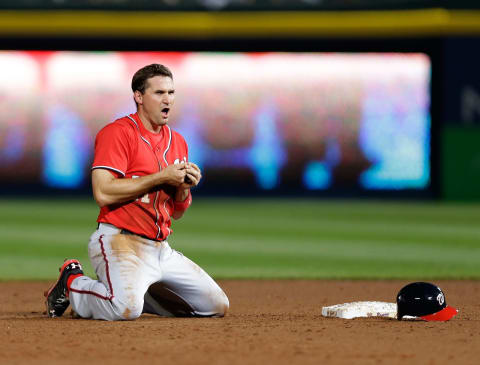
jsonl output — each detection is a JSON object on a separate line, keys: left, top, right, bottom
{"left": 121, "top": 304, "right": 143, "bottom": 320}
{"left": 213, "top": 289, "right": 229, "bottom": 317}
{"left": 191, "top": 288, "right": 229, "bottom": 318}
{"left": 113, "top": 298, "right": 143, "bottom": 320}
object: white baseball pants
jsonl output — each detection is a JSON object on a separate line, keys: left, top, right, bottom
{"left": 69, "top": 223, "right": 229, "bottom": 320}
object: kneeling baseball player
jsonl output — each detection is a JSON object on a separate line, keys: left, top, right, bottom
{"left": 44, "top": 64, "right": 229, "bottom": 320}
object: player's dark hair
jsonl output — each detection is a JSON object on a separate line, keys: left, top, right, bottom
{"left": 131, "top": 64, "right": 173, "bottom": 94}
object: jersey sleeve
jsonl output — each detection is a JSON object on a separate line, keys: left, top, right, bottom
{"left": 92, "top": 122, "right": 132, "bottom": 177}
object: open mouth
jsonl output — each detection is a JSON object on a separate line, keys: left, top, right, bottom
{"left": 161, "top": 107, "right": 170, "bottom": 118}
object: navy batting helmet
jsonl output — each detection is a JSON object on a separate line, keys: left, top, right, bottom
{"left": 396, "top": 282, "right": 458, "bottom": 321}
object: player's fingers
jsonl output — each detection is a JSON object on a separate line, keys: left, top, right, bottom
{"left": 187, "top": 162, "right": 201, "bottom": 173}
{"left": 185, "top": 172, "right": 199, "bottom": 186}
{"left": 180, "top": 177, "right": 195, "bottom": 188}
{"left": 185, "top": 170, "right": 196, "bottom": 181}
{"left": 178, "top": 169, "right": 188, "bottom": 182}
{"left": 168, "top": 166, "right": 186, "bottom": 185}
{"left": 186, "top": 166, "right": 201, "bottom": 179}
{"left": 167, "top": 164, "right": 184, "bottom": 176}
{"left": 186, "top": 172, "right": 196, "bottom": 183}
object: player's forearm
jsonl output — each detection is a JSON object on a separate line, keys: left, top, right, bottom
{"left": 94, "top": 175, "right": 153, "bottom": 207}
{"left": 92, "top": 169, "right": 168, "bottom": 207}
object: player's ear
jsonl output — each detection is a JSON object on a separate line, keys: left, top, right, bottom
{"left": 134, "top": 90, "right": 143, "bottom": 105}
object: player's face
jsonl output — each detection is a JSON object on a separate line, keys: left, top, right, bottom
{"left": 136, "top": 75, "right": 175, "bottom": 127}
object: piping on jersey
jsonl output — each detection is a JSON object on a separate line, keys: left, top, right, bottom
{"left": 127, "top": 115, "right": 172, "bottom": 239}
{"left": 159, "top": 125, "right": 173, "bottom": 238}
{"left": 91, "top": 165, "right": 126, "bottom": 177}
{"left": 163, "top": 128, "right": 172, "bottom": 165}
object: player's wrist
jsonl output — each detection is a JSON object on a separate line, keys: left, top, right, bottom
{"left": 174, "top": 188, "right": 189, "bottom": 202}
{"left": 173, "top": 190, "right": 192, "bottom": 212}
{"left": 153, "top": 170, "right": 170, "bottom": 185}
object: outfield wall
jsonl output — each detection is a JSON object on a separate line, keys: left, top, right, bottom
{"left": 0, "top": 8, "right": 479, "bottom": 200}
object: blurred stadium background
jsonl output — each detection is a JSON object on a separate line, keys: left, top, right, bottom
{"left": 0, "top": 0, "right": 479, "bottom": 280}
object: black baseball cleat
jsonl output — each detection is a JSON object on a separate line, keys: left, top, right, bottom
{"left": 44, "top": 259, "right": 84, "bottom": 318}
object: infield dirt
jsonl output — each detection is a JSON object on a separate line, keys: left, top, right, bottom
{"left": 1, "top": 280, "right": 479, "bottom": 365}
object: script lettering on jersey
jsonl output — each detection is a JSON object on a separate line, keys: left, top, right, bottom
{"left": 132, "top": 175, "right": 150, "bottom": 204}
{"left": 173, "top": 157, "right": 187, "bottom": 165}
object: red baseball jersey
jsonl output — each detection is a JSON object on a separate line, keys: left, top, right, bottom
{"left": 92, "top": 113, "right": 192, "bottom": 241}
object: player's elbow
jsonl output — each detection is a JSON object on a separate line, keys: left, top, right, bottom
{"left": 93, "top": 191, "right": 112, "bottom": 208}
{"left": 92, "top": 169, "right": 118, "bottom": 208}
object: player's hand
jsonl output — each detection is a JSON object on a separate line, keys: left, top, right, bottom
{"left": 158, "top": 164, "right": 188, "bottom": 187}
{"left": 180, "top": 162, "right": 202, "bottom": 188}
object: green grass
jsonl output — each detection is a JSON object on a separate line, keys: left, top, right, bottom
{"left": 0, "top": 198, "right": 479, "bottom": 280}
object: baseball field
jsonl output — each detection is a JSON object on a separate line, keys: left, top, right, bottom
{"left": 1, "top": 198, "right": 479, "bottom": 364}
